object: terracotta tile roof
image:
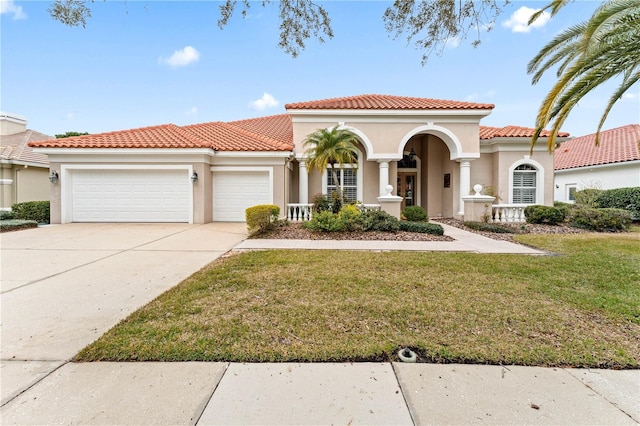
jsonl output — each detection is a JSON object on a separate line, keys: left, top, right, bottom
{"left": 480, "top": 125, "right": 569, "bottom": 139}
{"left": 29, "top": 124, "right": 214, "bottom": 149}
{"left": 183, "top": 119, "right": 293, "bottom": 151}
{"left": 554, "top": 124, "right": 640, "bottom": 170}
{"left": 1, "top": 130, "right": 51, "bottom": 165}
{"left": 285, "top": 94, "right": 494, "bottom": 110}
{"left": 227, "top": 114, "right": 293, "bottom": 147}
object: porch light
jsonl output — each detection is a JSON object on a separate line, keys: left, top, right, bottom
{"left": 49, "top": 171, "right": 59, "bottom": 184}
{"left": 409, "top": 147, "right": 416, "bottom": 161}
{"left": 190, "top": 171, "right": 198, "bottom": 183}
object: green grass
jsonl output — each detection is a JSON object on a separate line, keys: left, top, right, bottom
{"left": 75, "top": 233, "right": 640, "bottom": 368}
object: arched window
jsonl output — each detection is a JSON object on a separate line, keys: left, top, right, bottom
{"left": 513, "top": 164, "right": 537, "bottom": 204}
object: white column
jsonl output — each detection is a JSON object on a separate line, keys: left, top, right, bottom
{"left": 298, "top": 160, "right": 309, "bottom": 204}
{"left": 377, "top": 160, "right": 390, "bottom": 197}
{"left": 458, "top": 160, "right": 471, "bottom": 216}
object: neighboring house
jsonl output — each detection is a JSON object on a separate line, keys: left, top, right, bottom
{"left": 29, "top": 94, "right": 568, "bottom": 224}
{"left": 1, "top": 113, "right": 53, "bottom": 211}
{"left": 554, "top": 124, "right": 640, "bottom": 202}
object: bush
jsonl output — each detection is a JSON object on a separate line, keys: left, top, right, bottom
{"left": 399, "top": 221, "right": 444, "bottom": 235}
{"left": 569, "top": 207, "right": 631, "bottom": 232}
{"left": 0, "top": 210, "right": 16, "bottom": 220}
{"left": 338, "top": 204, "right": 360, "bottom": 231}
{"left": 357, "top": 210, "right": 400, "bottom": 232}
{"left": 524, "top": 205, "right": 565, "bottom": 225}
{"left": 464, "top": 221, "right": 516, "bottom": 234}
{"left": 574, "top": 188, "right": 604, "bottom": 207}
{"left": 311, "top": 193, "right": 332, "bottom": 213}
{"left": 595, "top": 187, "right": 640, "bottom": 220}
{"left": 0, "top": 219, "right": 38, "bottom": 233}
{"left": 11, "top": 201, "right": 50, "bottom": 224}
{"left": 402, "top": 206, "right": 428, "bottom": 222}
{"left": 303, "top": 210, "right": 345, "bottom": 232}
{"left": 246, "top": 204, "right": 280, "bottom": 235}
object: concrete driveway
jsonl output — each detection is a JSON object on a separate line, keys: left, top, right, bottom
{"left": 0, "top": 223, "right": 247, "bottom": 405}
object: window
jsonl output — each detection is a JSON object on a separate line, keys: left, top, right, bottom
{"left": 567, "top": 185, "right": 577, "bottom": 202}
{"left": 513, "top": 164, "right": 537, "bottom": 204}
{"left": 327, "top": 168, "right": 357, "bottom": 202}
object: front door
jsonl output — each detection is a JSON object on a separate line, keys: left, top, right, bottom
{"left": 397, "top": 172, "right": 417, "bottom": 211}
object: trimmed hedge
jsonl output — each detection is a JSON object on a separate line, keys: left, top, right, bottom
{"left": 246, "top": 204, "right": 280, "bottom": 235}
{"left": 357, "top": 210, "right": 400, "bottom": 232}
{"left": 11, "top": 201, "right": 50, "bottom": 224}
{"left": 524, "top": 205, "right": 565, "bottom": 225}
{"left": 569, "top": 207, "right": 631, "bottom": 232}
{"left": 402, "top": 206, "right": 428, "bottom": 222}
{"left": 464, "top": 221, "right": 516, "bottom": 234}
{"left": 0, "top": 219, "right": 38, "bottom": 233}
{"left": 399, "top": 221, "right": 444, "bottom": 235}
{"left": 0, "top": 211, "right": 16, "bottom": 220}
{"left": 595, "top": 187, "right": 640, "bottom": 220}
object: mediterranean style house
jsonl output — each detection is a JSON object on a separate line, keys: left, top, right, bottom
{"left": 29, "top": 95, "right": 568, "bottom": 224}
{"left": 1, "top": 113, "right": 53, "bottom": 211}
{"left": 554, "top": 124, "right": 640, "bottom": 202}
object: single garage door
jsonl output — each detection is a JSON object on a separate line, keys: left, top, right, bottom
{"left": 213, "top": 171, "right": 271, "bottom": 221}
{"left": 71, "top": 169, "right": 190, "bottom": 222}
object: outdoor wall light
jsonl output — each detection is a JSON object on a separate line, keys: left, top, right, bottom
{"left": 191, "top": 171, "right": 198, "bottom": 183}
{"left": 49, "top": 171, "right": 59, "bottom": 184}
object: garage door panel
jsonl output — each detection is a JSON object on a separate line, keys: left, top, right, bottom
{"left": 71, "top": 169, "right": 190, "bottom": 223}
{"left": 213, "top": 171, "right": 271, "bottom": 222}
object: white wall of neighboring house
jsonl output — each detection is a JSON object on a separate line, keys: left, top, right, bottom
{"left": 554, "top": 161, "right": 640, "bottom": 202}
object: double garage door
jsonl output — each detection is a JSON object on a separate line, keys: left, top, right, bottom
{"left": 70, "top": 169, "right": 191, "bottom": 223}
{"left": 68, "top": 168, "right": 271, "bottom": 223}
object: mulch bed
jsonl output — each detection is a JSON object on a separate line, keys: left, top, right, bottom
{"left": 252, "top": 218, "right": 589, "bottom": 243}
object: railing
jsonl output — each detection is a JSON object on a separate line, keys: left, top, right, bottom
{"left": 285, "top": 203, "right": 382, "bottom": 222}
{"left": 490, "top": 204, "right": 530, "bottom": 223}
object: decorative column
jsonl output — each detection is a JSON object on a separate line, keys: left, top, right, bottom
{"left": 457, "top": 159, "right": 472, "bottom": 216}
{"left": 298, "top": 159, "right": 308, "bottom": 204}
{"left": 377, "top": 160, "right": 390, "bottom": 197}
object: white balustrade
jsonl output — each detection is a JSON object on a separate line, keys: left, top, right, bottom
{"left": 490, "top": 204, "right": 530, "bottom": 223}
{"left": 286, "top": 204, "right": 313, "bottom": 222}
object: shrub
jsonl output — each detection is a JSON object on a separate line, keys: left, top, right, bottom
{"left": 338, "top": 204, "right": 360, "bottom": 231}
{"left": 402, "top": 206, "right": 428, "bottom": 222}
{"left": 574, "top": 188, "right": 604, "bottom": 207}
{"left": 311, "top": 193, "right": 332, "bottom": 213}
{"left": 399, "top": 221, "right": 444, "bottom": 235}
{"left": 0, "top": 219, "right": 38, "bottom": 233}
{"left": 246, "top": 204, "right": 280, "bottom": 235}
{"left": 11, "top": 201, "right": 50, "bottom": 224}
{"left": 464, "top": 221, "right": 516, "bottom": 234}
{"left": 358, "top": 210, "right": 400, "bottom": 232}
{"left": 570, "top": 207, "right": 631, "bottom": 232}
{"left": 595, "top": 187, "right": 640, "bottom": 220}
{"left": 303, "top": 210, "right": 345, "bottom": 232}
{"left": 0, "top": 210, "right": 16, "bottom": 220}
{"left": 524, "top": 205, "right": 565, "bottom": 225}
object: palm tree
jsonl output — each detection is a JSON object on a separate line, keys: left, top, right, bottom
{"left": 528, "top": 0, "right": 640, "bottom": 150}
{"left": 303, "top": 125, "right": 360, "bottom": 202}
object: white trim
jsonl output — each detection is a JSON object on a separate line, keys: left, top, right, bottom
{"left": 335, "top": 124, "right": 374, "bottom": 160}
{"left": 0, "top": 179, "right": 13, "bottom": 185}
{"left": 320, "top": 147, "right": 364, "bottom": 202}
{"left": 213, "top": 151, "right": 292, "bottom": 158}
{"left": 0, "top": 159, "right": 49, "bottom": 168}
{"left": 33, "top": 148, "right": 216, "bottom": 156}
{"left": 0, "top": 112, "right": 27, "bottom": 124}
{"left": 397, "top": 124, "right": 471, "bottom": 160}
{"left": 61, "top": 165, "right": 194, "bottom": 224}
{"left": 508, "top": 156, "right": 545, "bottom": 204}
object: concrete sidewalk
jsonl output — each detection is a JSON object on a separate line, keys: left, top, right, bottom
{"left": 235, "top": 223, "right": 548, "bottom": 254}
{"left": 1, "top": 362, "right": 637, "bottom": 425}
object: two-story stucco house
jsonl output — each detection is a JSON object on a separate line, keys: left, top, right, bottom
{"left": 29, "top": 94, "right": 568, "bottom": 224}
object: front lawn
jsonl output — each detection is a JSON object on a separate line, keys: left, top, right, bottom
{"left": 76, "top": 232, "right": 640, "bottom": 368}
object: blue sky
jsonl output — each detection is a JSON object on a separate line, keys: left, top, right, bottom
{"left": 2, "top": 0, "right": 638, "bottom": 138}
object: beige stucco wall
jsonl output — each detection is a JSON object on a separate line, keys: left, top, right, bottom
{"left": 492, "top": 149, "right": 555, "bottom": 206}
{"left": 1, "top": 165, "right": 14, "bottom": 209}
{"left": 0, "top": 164, "right": 50, "bottom": 210}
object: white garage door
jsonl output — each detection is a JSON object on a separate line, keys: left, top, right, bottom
{"left": 71, "top": 169, "right": 190, "bottom": 222}
{"left": 213, "top": 171, "right": 271, "bottom": 221}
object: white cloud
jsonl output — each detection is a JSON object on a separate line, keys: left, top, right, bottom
{"left": 466, "top": 90, "right": 496, "bottom": 102}
{"left": 445, "top": 36, "right": 460, "bottom": 49}
{"left": 160, "top": 46, "right": 200, "bottom": 68}
{"left": 502, "top": 6, "right": 550, "bottom": 33}
{"left": 622, "top": 93, "right": 638, "bottom": 100}
{"left": 0, "top": 0, "right": 27, "bottom": 20}
{"left": 65, "top": 112, "right": 75, "bottom": 120}
{"left": 249, "top": 93, "right": 279, "bottom": 110}
{"left": 185, "top": 106, "right": 198, "bottom": 115}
